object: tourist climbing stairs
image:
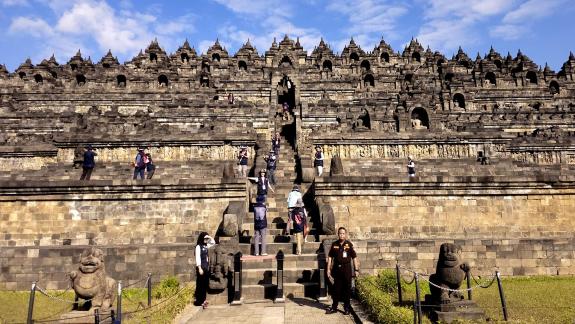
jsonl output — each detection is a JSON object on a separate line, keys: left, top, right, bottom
{"left": 238, "top": 124, "right": 326, "bottom": 303}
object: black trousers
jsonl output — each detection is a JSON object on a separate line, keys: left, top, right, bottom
{"left": 194, "top": 268, "right": 210, "bottom": 306}
{"left": 80, "top": 167, "right": 93, "bottom": 180}
{"left": 331, "top": 267, "right": 352, "bottom": 310}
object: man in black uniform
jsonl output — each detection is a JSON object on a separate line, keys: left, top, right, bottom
{"left": 326, "top": 227, "right": 360, "bottom": 315}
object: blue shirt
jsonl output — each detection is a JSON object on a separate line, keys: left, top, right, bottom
{"left": 83, "top": 150, "right": 96, "bottom": 168}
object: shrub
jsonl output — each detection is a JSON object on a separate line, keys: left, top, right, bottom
{"left": 153, "top": 276, "right": 180, "bottom": 299}
{"left": 375, "top": 269, "right": 400, "bottom": 293}
{"left": 356, "top": 275, "right": 412, "bottom": 324}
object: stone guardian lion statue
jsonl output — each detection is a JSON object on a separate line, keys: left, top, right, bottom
{"left": 429, "top": 243, "right": 470, "bottom": 304}
{"left": 69, "top": 247, "right": 117, "bottom": 310}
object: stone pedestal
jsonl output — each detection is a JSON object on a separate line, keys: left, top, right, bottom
{"left": 424, "top": 295, "right": 485, "bottom": 323}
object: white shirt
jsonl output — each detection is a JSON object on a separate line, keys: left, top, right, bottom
{"left": 195, "top": 237, "right": 215, "bottom": 267}
{"left": 287, "top": 190, "right": 303, "bottom": 208}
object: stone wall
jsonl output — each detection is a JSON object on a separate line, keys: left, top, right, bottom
{"left": 0, "top": 244, "right": 195, "bottom": 290}
{"left": 316, "top": 178, "right": 575, "bottom": 240}
{"left": 2, "top": 237, "right": 573, "bottom": 291}
{"left": 0, "top": 180, "right": 247, "bottom": 247}
{"left": 353, "top": 238, "right": 575, "bottom": 277}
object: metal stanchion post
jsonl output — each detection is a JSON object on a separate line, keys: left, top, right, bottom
{"left": 231, "top": 252, "right": 243, "bottom": 305}
{"left": 26, "top": 281, "right": 37, "bottom": 324}
{"left": 396, "top": 264, "right": 403, "bottom": 305}
{"left": 147, "top": 273, "right": 152, "bottom": 308}
{"left": 318, "top": 258, "right": 327, "bottom": 301}
{"left": 466, "top": 270, "right": 472, "bottom": 300}
{"left": 94, "top": 308, "right": 100, "bottom": 324}
{"left": 116, "top": 280, "right": 122, "bottom": 324}
{"left": 413, "top": 300, "right": 417, "bottom": 324}
{"left": 496, "top": 271, "right": 508, "bottom": 321}
{"left": 414, "top": 273, "right": 422, "bottom": 324}
{"left": 275, "top": 250, "right": 285, "bottom": 303}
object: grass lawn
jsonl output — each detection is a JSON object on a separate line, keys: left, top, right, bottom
{"left": 0, "top": 281, "right": 194, "bottom": 324}
{"left": 372, "top": 270, "right": 575, "bottom": 323}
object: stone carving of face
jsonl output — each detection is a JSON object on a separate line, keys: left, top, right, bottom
{"left": 79, "top": 247, "right": 104, "bottom": 274}
{"left": 439, "top": 243, "right": 461, "bottom": 268}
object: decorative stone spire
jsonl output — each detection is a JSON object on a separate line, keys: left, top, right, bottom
{"left": 182, "top": 39, "right": 191, "bottom": 50}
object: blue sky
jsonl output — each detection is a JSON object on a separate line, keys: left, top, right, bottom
{"left": 0, "top": 0, "right": 573, "bottom": 71}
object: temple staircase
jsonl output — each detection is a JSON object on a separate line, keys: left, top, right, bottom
{"left": 237, "top": 120, "right": 326, "bottom": 303}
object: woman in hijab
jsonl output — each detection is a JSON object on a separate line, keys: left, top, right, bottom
{"left": 194, "top": 232, "right": 215, "bottom": 308}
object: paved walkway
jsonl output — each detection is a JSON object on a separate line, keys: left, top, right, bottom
{"left": 180, "top": 298, "right": 357, "bottom": 324}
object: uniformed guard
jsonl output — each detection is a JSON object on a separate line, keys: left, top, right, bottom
{"left": 326, "top": 227, "right": 360, "bottom": 315}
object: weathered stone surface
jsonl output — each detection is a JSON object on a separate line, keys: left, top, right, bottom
{"left": 329, "top": 156, "right": 343, "bottom": 176}
{"left": 428, "top": 243, "right": 469, "bottom": 304}
{"left": 69, "top": 247, "right": 116, "bottom": 311}
{"left": 222, "top": 214, "right": 239, "bottom": 237}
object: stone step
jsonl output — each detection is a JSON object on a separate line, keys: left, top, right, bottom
{"left": 240, "top": 254, "right": 325, "bottom": 270}
{"left": 241, "top": 282, "right": 319, "bottom": 300}
{"left": 241, "top": 268, "right": 320, "bottom": 285}
{"left": 239, "top": 242, "right": 322, "bottom": 255}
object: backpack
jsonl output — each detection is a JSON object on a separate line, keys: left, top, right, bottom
{"left": 136, "top": 152, "right": 146, "bottom": 168}
{"left": 254, "top": 205, "right": 267, "bottom": 230}
{"left": 291, "top": 208, "right": 306, "bottom": 233}
{"left": 267, "top": 156, "right": 276, "bottom": 169}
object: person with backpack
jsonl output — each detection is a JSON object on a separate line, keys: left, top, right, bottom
{"left": 133, "top": 148, "right": 146, "bottom": 179}
{"left": 253, "top": 195, "right": 268, "bottom": 256}
{"left": 145, "top": 153, "right": 156, "bottom": 179}
{"left": 256, "top": 169, "right": 274, "bottom": 202}
{"left": 291, "top": 199, "right": 308, "bottom": 255}
{"left": 264, "top": 150, "right": 277, "bottom": 185}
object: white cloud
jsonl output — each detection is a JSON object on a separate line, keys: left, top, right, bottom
{"left": 490, "top": 0, "right": 565, "bottom": 42}
{"left": 489, "top": 24, "right": 524, "bottom": 40}
{"left": 212, "top": 0, "right": 291, "bottom": 18}
{"left": 415, "top": 0, "right": 518, "bottom": 52}
{"left": 9, "top": 17, "right": 54, "bottom": 37}
{"left": 1, "top": 0, "right": 29, "bottom": 6}
{"left": 328, "top": 0, "right": 408, "bottom": 35}
{"left": 502, "top": 0, "right": 564, "bottom": 23}
{"left": 8, "top": 0, "right": 196, "bottom": 63}
{"left": 209, "top": 0, "right": 322, "bottom": 54}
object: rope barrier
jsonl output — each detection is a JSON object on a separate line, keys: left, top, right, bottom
{"left": 28, "top": 303, "right": 72, "bottom": 323}
{"left": 121, "top": 285, "right": 191, "bottom": 320}
{"left": 396, "top": 266, "right": 499, "bottom": 293}
{"left": 400, "top": 272, "right": 416, "bottom": 285}
{"left": 122, "top": 276, "right": 149, "bottom": 289}
{"left": 471, "top": 273, "right": 497, "bottom": 289}
{"left": 36, "top": 285, "right": 90, "bottom": 304}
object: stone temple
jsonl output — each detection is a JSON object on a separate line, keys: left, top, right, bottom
{"left": 1, "top": 36, "right": 575, "bottom": 302}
